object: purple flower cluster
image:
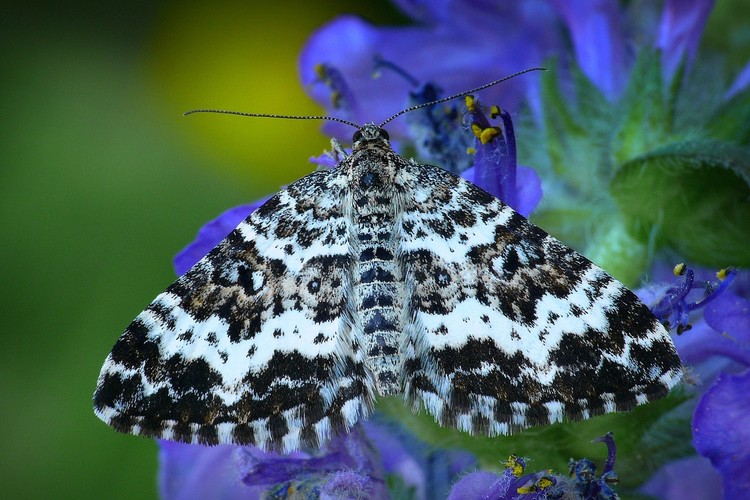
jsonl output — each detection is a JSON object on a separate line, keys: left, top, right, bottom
{"left": 157, "top": 0, "right": 750, "bottom": 497}
{"left": 160, "top": 419, "right": 477, "bottom": 499}
{"left": 449, "top": 433, "right": 621, "bottom": 499}
{"left": 639, "top": 267, "right": 750, "bottom": 498}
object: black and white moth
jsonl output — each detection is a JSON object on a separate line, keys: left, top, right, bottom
{"left": 94, "top": 75, "right": 682, "bottom": 452}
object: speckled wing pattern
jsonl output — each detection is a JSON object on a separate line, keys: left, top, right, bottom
{"left": 94, "top": 124, "right": 682, "bottom": 451}
{"left": 94, "top": 170, "right": 376, "bottom": 452}
{"left": 397, "top": 166, "right": 683, "bottom": 435}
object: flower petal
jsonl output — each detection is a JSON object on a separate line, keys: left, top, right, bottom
{"left": 391, "top": 0, "right": 453, "bottom": 25}
{"left": 725, "top": 60, "right": 750, "bottom": 100}
{"left": 173, "top": 201, "right": 268, "bottom": 275}
{"left": 158, "top": 441, "right": 265, "bottom": 499}
{"left": 703, "top": 289, "right": 750, "bottom": 341}
{"left": 447, "top": 470, "right": 512, "bottom": 500}
{"left": 515, "top": 165, "right": 543, "bottom": 217}
{"left": 299, "top": 7, "right": 559, "bottom": 138}
{"left": 551, "top": 0, "right": 629, "bottom": 99}
{"left": 656, "top": 0, "right": 715, "bottom": 82}
{"left": 639, "top": 455, "right": 722, "bottom": 500}
{"left": 692, "top": 368, "right": 750, "bottom": 498}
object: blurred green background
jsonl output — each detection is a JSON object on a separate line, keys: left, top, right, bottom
{"left": 0, "top": 1, "right": 404, "bottom": 498}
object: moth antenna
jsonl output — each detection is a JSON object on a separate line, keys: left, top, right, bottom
{"left": 379, "top": 67, "right": 547, "bottom": 127}
{"left": 183, "top": 109, "right": 360, "bottom": 130}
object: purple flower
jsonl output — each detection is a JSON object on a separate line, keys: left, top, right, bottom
{"left": 460, "top": 96, "right": 541, "bottom": 216}
{"left": 656, "top": 0, "right": 715, "bottom": 82}
{"left": 159, "top": 419, "right": 477, "bottom": 499}
{"left": 648, "top": 264, "right": 737, "bottom": 334}
{"left": 448, "top": 433, "right": 620, "bottom": 499}
{"left": 160, "top": 425, "right": 388, "bottom": 499}
{"left": 692, "top": 369, "right": 750, "bottom": 498}
{"left": 173, "top": 201, "right": 268, "bottom": 275}
{"left": 159, "top": 441, "right": 258, "bottom": 498}
{"left": 299, "top": 4, "right": 561, "bottom": 138}
{"left": 448, "top": 456, "right": 556, "bottom": 500}
{"left": 639, "top": 266, "right": 750, "bottom": 497}
{"left": 640, "top": 265, "right": 749, "bottom": 374}
{"left": 552, "top": 0, "right": 715, "bottom": 98}
{"left": 639, "top": 456, "right": 722, "bottom": 499}
{"left": 551, "top": 0, "right": 629, "bottom": 99}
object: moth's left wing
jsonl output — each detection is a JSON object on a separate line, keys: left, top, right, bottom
{"left": 94, "top": 171, "right": 373, "bottom": 451}
{"left": 399, "top": 165, "right": 682, "bottom": 436}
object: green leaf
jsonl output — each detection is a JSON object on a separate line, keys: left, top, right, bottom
{"left": 530, "top": 207, "right": 649, "bottom": 287}
{"left": 614, "top": 51, "right": 670, "bottom": 163}
{"left": 570, "top": 63, "right": 611, "bottom": 127}
{"left": 707, "top": 86, "right": 750, "bottom": 144}
{"left": 377, "top": 391, "right": 689, "bottom": 491}
{"left": 538, "top": 63, "right": 615, "bottom": 199}
{"left": 386, "top": 474, "right": 419, "bottom": 500}
{"left": 611, "top": 139, "right": 750, "bottom": 267}
{"left": 583, "top": 216, "right": 651, "bottom": 287}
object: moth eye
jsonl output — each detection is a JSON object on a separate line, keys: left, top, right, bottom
{"left": 352, "top": 130, "right": 363, "bottom": 143}
{"left": 378, "top": 128, "right": 389, "bottom": 141}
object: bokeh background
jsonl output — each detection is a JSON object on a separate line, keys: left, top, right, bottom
{"left": 1, "top": 1, "right": 406, "bottom": 498}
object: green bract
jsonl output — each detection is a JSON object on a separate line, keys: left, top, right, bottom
{"left": 523, "top": 52, "right": 750, "bottom": 286}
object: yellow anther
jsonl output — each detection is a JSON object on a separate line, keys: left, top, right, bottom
{"left": 490, "top": 105, "right": 501, "bottom": 119}
{"left": 465, "top": 95, "right": 476, "bottom": 112}
{"left": 479, "top": 126, "right": 501, "bottom": 144}
{"left": 538, "top": 476, "right": 555, "bottom": 489}
{"left": 471, "top": 122, "right": 483, "bottom": 139}
{"left": 517, "top": 484, "right": 539, "bottom": 494}
{"left": 503, "top": 455, "right": 525, "bottom": 477}
{"left": 717, "top": 268, "right": 729, "bottom": 280}
{"left": 673, "top": 263, "right": 686, "bottom": 276}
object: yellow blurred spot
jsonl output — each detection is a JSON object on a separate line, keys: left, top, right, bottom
{"left": 147, "top": 1, "right": 336, "bottom": 189}
{"left": 330, "top": 90, "right": 342, "bottom": 109}
{"left": 466, "top": 147, "right": 476, "bottom": 154}
{"left": 717, "top": 268, "right": 729, "bottom": 280}
{"left": 673, "top": 263, "right": 686, "bottom": 276}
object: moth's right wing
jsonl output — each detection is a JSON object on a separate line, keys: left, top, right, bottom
{"left": 399, "top": 165, "right": 682, "bottom": 436}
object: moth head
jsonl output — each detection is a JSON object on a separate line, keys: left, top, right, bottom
{"left": 352, "top": 124, "right": 390, "bottom": 147}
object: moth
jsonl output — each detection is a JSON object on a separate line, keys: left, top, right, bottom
{"left": 94, "top": 72, "right": 682, "bottom": 452}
